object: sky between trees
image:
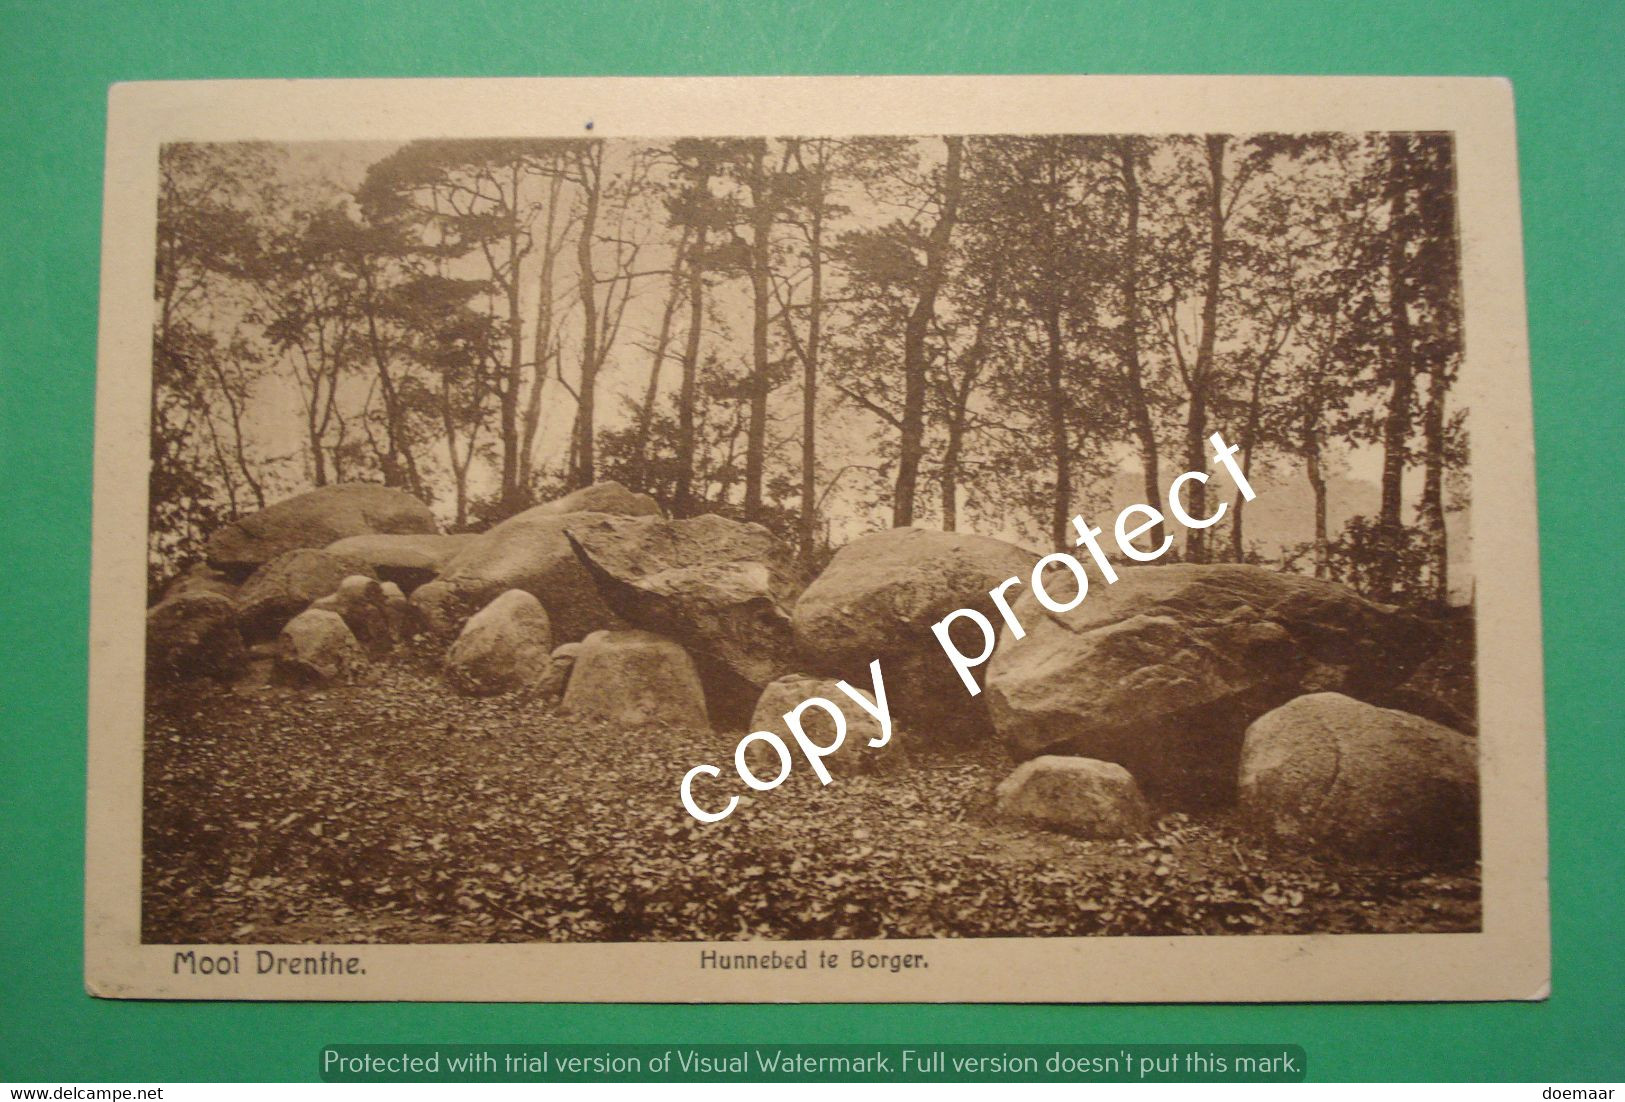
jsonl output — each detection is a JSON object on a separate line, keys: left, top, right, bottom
{"left": 150, "top": 131, "right": 1469, "bottom": 606}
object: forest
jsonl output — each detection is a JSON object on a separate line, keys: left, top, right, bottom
{"left": 150, "top": 131, "right": 1467, "bottom": 606}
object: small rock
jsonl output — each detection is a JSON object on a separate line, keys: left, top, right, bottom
{"left": 993, "top": 756, "right": 1152, "bottom": 838}
{"left": 408, "top": 579, "right": 473, "bottom": 640}
{"left": 749, "top": 674, "right": 899, "bottom": 776}
{"left": 274, "top": 608, "right": 367, "bottom": 686}
{"left": 378, "top": 581, "right": 423, "bottom": 642}
{"left": 445, "top": 590, "right": 554, "bottom": 697}
{"left": 536, "top": 641, "right": 581, "bottom": 703}
{"left": 310, "top": 575, "right": 394, "bottom": 657}
{"left": 560, "top": 629, "right": 709, "bottom": 729}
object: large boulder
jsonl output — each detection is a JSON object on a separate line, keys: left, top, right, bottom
{"left": 310, "top": 575, "right": 394, "bottom": 657}
{"left": 421, "top": 508, "right": 629, "bottom": 642}
{"left": 273, "top": 608, "right": 367, "bottom": 686}
{"left": 444, "top": 589, "right": 554, "bottom": 697}
{"left": 1378, "top": 614, "right": 1477, "bottom": 735}
{"left": 536, "top": 641, "right": 581, "bottom": 704}
{"left": 407, "top": 579, "right": 473, "bottom": 639}
{"left": 993, "top": 756, "right": 1152, "bottom": 839}
{"left": 146, "top": 592, "right": 246, "bottom": 682}
{"left": 531, "top": 480, "right": 661, "bottom": 519}
{"left": 984, "top": 563, "right": 1436, "bottom": 805}
{"left": 159, "top": 562, "right": 238, "bottom": 604}
{"left": 324, "top": 533, "right": 476, "bottom": 590}
{"left": 749, "top": 674, "right": 898, "bottom": 776}
{"left": 565, "top": 513, "right": 801, "bottom": 726}
{"left": 792, "top": 527, "right": 1038, "bottom": 741}
{"left": 560, "top": 629, "right": 709, "bottom": 730}
{"left": 1238, "top": 693, "right": 1479, "bottom": 864}
{"left": 206, "top": 484, "right": 437, "bottom": 577}
{"left": 235, "top": 549, "right": 377, "bottom": 642}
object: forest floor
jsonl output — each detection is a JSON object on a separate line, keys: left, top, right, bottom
{"left": 142, "top": 643, "right": 1480, "bottom": 944}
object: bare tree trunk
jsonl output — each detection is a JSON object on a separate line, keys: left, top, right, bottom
{"left": 937, "top": 308, "right": 993, "bottom": 535}
{"left": 355, "top": 252, "right": 424, "bottom": 495}
{"left": 1305, "top": 434, "right": 1329, "bottom": 578}
{"left": 572, "top": 146, "right": 603, "bottom": 489}
{"left": 1044, "top": 303, "right": 1072, "bottom": 552}
{"left": 714, "top": 407, "right": 745, "bottom": 504}
{"left": 292, "top": 331, "right": 334, "bottom": 490}
{"left": 633, "top": 225, "right": 691, "bottom": 484}
{"left": 207, "top": 359, "right": 267, "bottom": 509}
{"left": 439, "top": 379, "right": 466, "bottom": 526}
{"left": 1116, "top": 139, "right": 1164, "bottom": 553}
{"left": 359, "top": 288, "right": 409, "bottom": 491}
{"left": 1229, "top": 376, "right": 1267, "bottom": 563}
{"left": 1420, "top": 369, "right": 1449, "bottom": 604}
{"left": 307, "top": 400, "right": 328, "bottom": 487}
{"left": 675, "top": 209, "right": 709, "bottom": 518}
{"left": 499, "top": 169, "right": 526, "bottom": 509}
{"left": 742, "top": 142, "right": 774, "bottom": 521}
{"left": 893, "top": 135, "right": 963, "bottom": 527}
{"left": 201, "top": 412, "right": 240, "bottom": 516}
{"left": 1377, "top": 135, "right": 1417, "bottom": 599}
{"left": 1184, "top": 135, "right": 1228, "bottom": 564}
{"left": 1418, "top": 134, "right": 1460, "bottom": 608}
{"left": 520, "top": 172, "right": 566, "bottom": 491}
{"left": 1229, "top": 328, "right": 1288, "bottom": 562}
{"left": 940, "top": 417, "right": 964, "bottom": 532}
{"left": 799, "top": 196, "right": 824, "bottom": 560}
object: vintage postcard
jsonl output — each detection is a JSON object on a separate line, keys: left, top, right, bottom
{"left": 86, "top": 75, "right": 1549, "bottom": 1001}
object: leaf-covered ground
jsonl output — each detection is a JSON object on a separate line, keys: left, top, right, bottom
{"left": 143, "top": 645, "right": 1480, "bottom": 944}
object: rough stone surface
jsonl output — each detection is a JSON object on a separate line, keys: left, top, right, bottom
{"left": 1379, "top": 615, "right": 1477, "bottom": 735}
{"left": 791, "top": 526, "right": 1038, "bottom": 740}
{"left": 1238, "top": 693, "right": 1479, "bottom": 864}
{"left": 560, "top": 629, "right": 709, "bottom": 729}
{"left": 206, "top": 484, "right": 437, "bottom": 576}
{"left": 236, "top": 549, "right": 377, "bottom": 642}
{"left": 536, "top": 641, "right": 581, "bottom": 702}
{"left": 984, "top": 563, "right": 1436, "bottom": 804}
{"left": 146, "top": 592, "right": 246, "bottom": 682}
{"left": 748, "top": 674, "right": 900, "bottom": 776}
{"left": 530, "top": 480, "right": 661, "bottom": 519}
{"left": 566, "top": 513, "right": 801, "bottom": 726}
{"left": 993, "top": 756, "right": 1152, "bottom": 838}
{"left": 324, "top": 532, "right": 476, "bottom": 590}
{"left": 310, "top": 575, "right": 395, "bottom": 657}
{"left": 445, "top": 590, "right": 554, "bottom": 697}
{"left": 424, "top": 509, "right": 626, "bottom": 642}
{"left": 379, "top": 581, "right": 423, "bottom": 642}
{"left": 407, "top": 579, "right": 472, "bottom": 639}
{"left": 273, "top": 608, "right": 367, "bottom": 686}
{"left": 160, "top": 562, "right": 238, "bottom": 604}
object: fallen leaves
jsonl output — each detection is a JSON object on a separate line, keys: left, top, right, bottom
{"left": 142, "top": 647, "right": 1482, "bottom": 944}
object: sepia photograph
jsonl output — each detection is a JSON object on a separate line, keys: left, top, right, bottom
{"left": 13, "top": 0, "right": 1622, "bottom": 1083}
{"left": 85, "top": 76, "right": 1548, "bottom": 1001}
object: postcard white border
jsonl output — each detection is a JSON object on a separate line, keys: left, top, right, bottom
{"left": 86, "top": 75, "right": 1548, "bottom": 1002}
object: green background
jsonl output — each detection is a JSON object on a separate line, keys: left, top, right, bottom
{"left": 2, "top": 0, "right": 1619, "bottom": 1083}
